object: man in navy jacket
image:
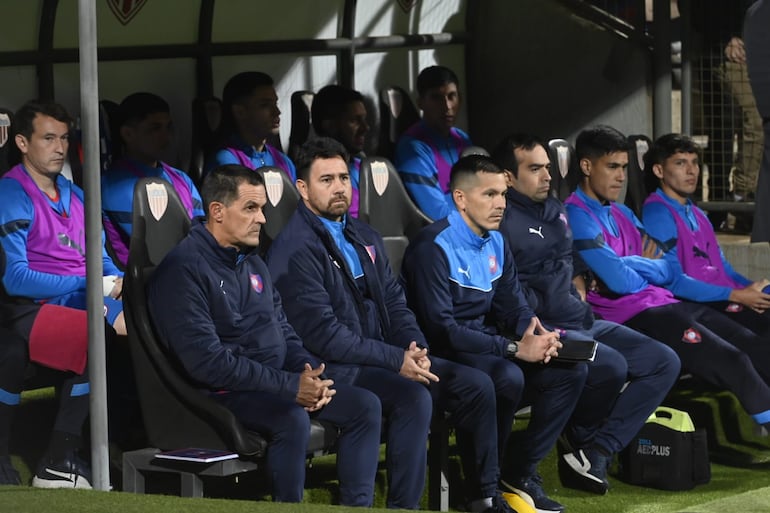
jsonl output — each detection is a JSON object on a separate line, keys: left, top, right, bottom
{"left": 401, "top": 154, "right": 586, "bottom": 513}
{"left": 267, "top": 138, "right": 512, "bottom": 513}
{"left": 148, "top": 165, "right": 381, "bottom": 506}
{"left": 493, "top": 134, "right": 680, "bottom": 494}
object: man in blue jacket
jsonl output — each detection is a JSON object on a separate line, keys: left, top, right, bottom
{"left": 401, "top": 154, "right": 586, "bottom": 513}
{"left": 394, "top": 66, "right": 472, "bottom": 221}
{"left": 147, "top": 165, "right": 381, "bottom": 506}
{"left": 266, "top": 138, "right": 513, "bottom": 513}
{"left": 642, "top": 133, "right": 770, "bottom": 337}
{"left": 565, "top": 125, "right": 770, "bottom": 437}
{"left": 493, "top": 134, "right": 680, "bottom": 494}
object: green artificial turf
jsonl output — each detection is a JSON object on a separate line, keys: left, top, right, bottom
{"left": 6, "top": 379, "right": 770, "bottom": 512}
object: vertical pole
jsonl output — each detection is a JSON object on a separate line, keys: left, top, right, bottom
{"left": 78, "top": 0, "right": 110, "bottom": 491}
{"left": 653, "top": 0, "right": 672, "bottom": 138}
{"left": 680, "top": 0, "right": 692, "bottom": 135}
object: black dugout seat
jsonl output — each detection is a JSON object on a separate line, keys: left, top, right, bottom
{"left": 189, "top": 96, "right": 222, "bottom": 187}
{"left": 627, "top": 134, "right": 654, "bottom": 216}
{"left": 255, "top": 165, "right": 301, "bottom": 255}
{"left": 378, "top": 86, "right": 420, "bottom": 160}
{"left": 358, "top": 157, "right": 431, "bottom": 275}
{"left": 547, "top": 138, "right": 579, "bottom": 201}
{"left": 0, "top": 107, "right": 14, "bottom": 175}
{"left": 288, "top": 90, "right": 315, "bottom": 162}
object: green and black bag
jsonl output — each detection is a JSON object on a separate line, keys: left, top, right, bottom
{"left": 618, "top": 407, "right": 710, "bottom": 490}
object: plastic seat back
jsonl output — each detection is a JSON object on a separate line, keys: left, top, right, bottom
{"left": 547, "top": 138, "right": 579, "bottom": 200}
{"left": 358, "top": 157, "right": 431, "bottom": 275}
{"left": 124, "top": 177, "right": 266, "bottom": 455}
{"left": 378, "top": 86, "right": 420, "bottom": 160}
{"left": 288, "top": 90, "right": 315, "bottom": 162}
{"left": 0, "top": 108, "right": 14, "bottom": 175}
{"left": 189, "top": 97, "right": 222, "bottom": 187}
{"left": 626, "top": 134, "right": 654, "bottom": 216}
{"left": 254, "top": 166, "right": 300, "bottom": 255}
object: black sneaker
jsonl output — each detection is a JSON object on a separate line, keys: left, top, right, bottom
{"left": 500, "top": 474, "right": 565, "bottom": 513}
{"left": 0, "top": 456, "right": 21, "bottom": 485}
{"left": 32, "top": 450, "right": 92, "bottom": 489}
{"left": 558, "top": 447, "right": 610, "bottom": 494}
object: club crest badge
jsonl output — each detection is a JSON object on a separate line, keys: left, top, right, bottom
{"left": 0, "top": 113, "right": 10, "bottom": 149}
{"left": 365, "top": 245, "right": 377, "bottom": 263}
{"left": 145, "top": 183, "right": 168, "bottom": 221}
{"left": 371, "top": 160, "right": 389, "bottom": 196}
{"left": 682, "top": 327, "right": 702, "bottom": 344}
{"left": 263, "top": 170, "right": 284, "bottom": 207}
{"left": 488, "top": 255, "right": 498, "bottom": 274}
{"left": 250, "top": 273, "right": 263, "bottom": 294}
{"left": 107, "top": 0, "right": 148, "bottom": 26}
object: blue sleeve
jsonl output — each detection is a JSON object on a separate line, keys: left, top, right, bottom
{"left": 101, "top": 170, "right": 135, "bottom": 238}
{"left": 0, "top": 181, "right": 86, "bottom": 299}
{"left": 394, "top": 136, "right": 453, "bottom": 221}
{"left": 641, "top": 200, "right": 679, "bottom": 248}
{"left": 643, "top": 200, "right": 731, "bottom": 300}
{"left": 267, "top": 240, "right": 405, "bottom": 371}
{"left": 566, "top": 203, "right": 650, "bottom": 295}
{"left": 205, "top": 149, "right": 239, "bottom": 175}
{"left": 273, "top": 284, "right": 323, "bottom": 372}
{"left": 282, "top": 155, "right": 297, "bottom": 183}
{"left": 401, "top": 238, "right": 510, "bottom": 357}
{"left": 148, "top": 255, "right": 301, "bottom": 400}
{"left": 182, "top": 173, "right": 205, "bottom": 218}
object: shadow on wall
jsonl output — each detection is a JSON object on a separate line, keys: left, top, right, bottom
{"left": 467, "top": 0, "right": 652, "bottom": 148}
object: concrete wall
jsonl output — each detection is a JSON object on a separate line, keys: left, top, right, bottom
{"left": 466, "top": 0, "right": 653, "bottom": 151}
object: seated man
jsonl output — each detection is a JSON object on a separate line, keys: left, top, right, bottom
{"left": 102, "top": 92, "right": 204, "bottom": 267}
{"left": 565, "top": 125, "right": 770, "bottom": 434}
{"left": 147, "top": 165, "right": 381, "bottom": 505}
{"left": 266, "top": 138, "right": 513, "bottom": 513}
{"left": 311, "top": 84, "right": 370, "bottom": 218}
{"left": 208, "top": 71, "right": 296, "bottom": 180}
{"left": 642, "top": 133, "right": 770, "bottom": 337}
{"left": 394, "top": 65, "right": 471, "bottom": 220}
{"left": 0, "top": 303, "right": 91, "bottom": 488}
{"left": 0, "top": 101, "right": 125, "bottom": 335}
{"left": 402, "top": 154, "right": 586, "bottom": 513}
{"left": 493, "top": 134, "right": 680, "bottom": 494}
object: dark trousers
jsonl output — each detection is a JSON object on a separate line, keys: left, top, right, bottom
{"left": 627, "top": 301, "right": 770, "bottom": 423}
{"left": 356, "top": 359, "right": 499, "bottom": 505}
{"left": 214, "top": 383, "right": 381, "bottom": 506}
{"left": 750, "top": 118, "right": 770, "bottom": 242}
{"left": 456, "top": 352, "right": 587, "bottom": 480}
{"left": 706, "top": 300, "right": 770, "bottom": 338}
{"left": 0, "top": 307, "right": 89, "bottom": 456}
{"left": 564, "top": 320, "right": 681, "bottom": 454}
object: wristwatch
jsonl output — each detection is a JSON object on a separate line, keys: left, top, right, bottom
{"left": 506, "top": 340, "right": 519, "bottom": 359}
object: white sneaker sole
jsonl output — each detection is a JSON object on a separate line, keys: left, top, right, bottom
{"left": 32, "top": 473, "right": 92, "bottom": 490}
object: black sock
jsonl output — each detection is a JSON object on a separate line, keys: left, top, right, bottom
{"left": 46, "top": 430, "right": 81, "bottom": 461}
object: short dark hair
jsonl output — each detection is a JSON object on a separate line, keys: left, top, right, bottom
{"left": 491, "top": 133, "right": 548, "bottom": 178}
{"left": 311, "top": 85, "right": 365, "bottom": 135}
{"left": 294, "top": 137, "right": 350, "bottom": 182}
{"left": 449, "top": 154, "right": 504, "bottom": 192}
{"left": 416, "top": 66, "right": 459, "bottom": 97}
{"left": 575, "top": 125, "right": 629, "bottom": 162}
{"left": 201, "top": 164, "right": 265, "bottom": 217}
{"left": 118, "top": 92, "right": 170, "bottom": 127}
{"left": 13, "top": 100, "right": 72, "bottom": 140}
{"left": 644, "top": 133, "right": 701, "bottom": 192}
{"left": 220, "top": 71, "right": 274, "bottom": 137}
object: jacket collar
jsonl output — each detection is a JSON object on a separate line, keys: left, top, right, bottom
{"left": 447, "top": 209, "right": 493, "bottom": 251}
{"left": 190, "top": 221, "right": 257, "bottom": 268}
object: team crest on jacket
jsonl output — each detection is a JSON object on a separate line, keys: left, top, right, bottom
{"left": 365, "top": 245, "right": 377, "bottom": 263}
{"left": 250, "top": 273, "right": 264, "bottom": 294}
{"left": 682, "top": 327, "right": 701, "bottom": 344}
{"left": 488, "top": 255, "right": 498, "bottom": 274}
{"left": 725, "top": 303, "right": 743, "bottom": 313}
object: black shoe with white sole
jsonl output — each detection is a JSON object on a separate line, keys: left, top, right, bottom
{"left": 558, "top": 447, "right": 610, "bottom": 495}
{"left": 32, "top": 450, "right": 92, "bottom": 489}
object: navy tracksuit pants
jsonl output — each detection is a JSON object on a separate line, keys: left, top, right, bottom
{"left": 0, "top": 307, "right": 89, "bottom": 457}
{"left": 355, "top": 356, "right": 499, "bottom": 507}
{"left": 563, "top": 320, "right": 681, "bottom": 455}
{"left": 455, "top": 352, "right": 588, "bottom": 480}
{"left": 626, "top": 301, "right": 770, "bottom": 425}
{"left": 214, "top": 382, "right": 381, "bottom": 506}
